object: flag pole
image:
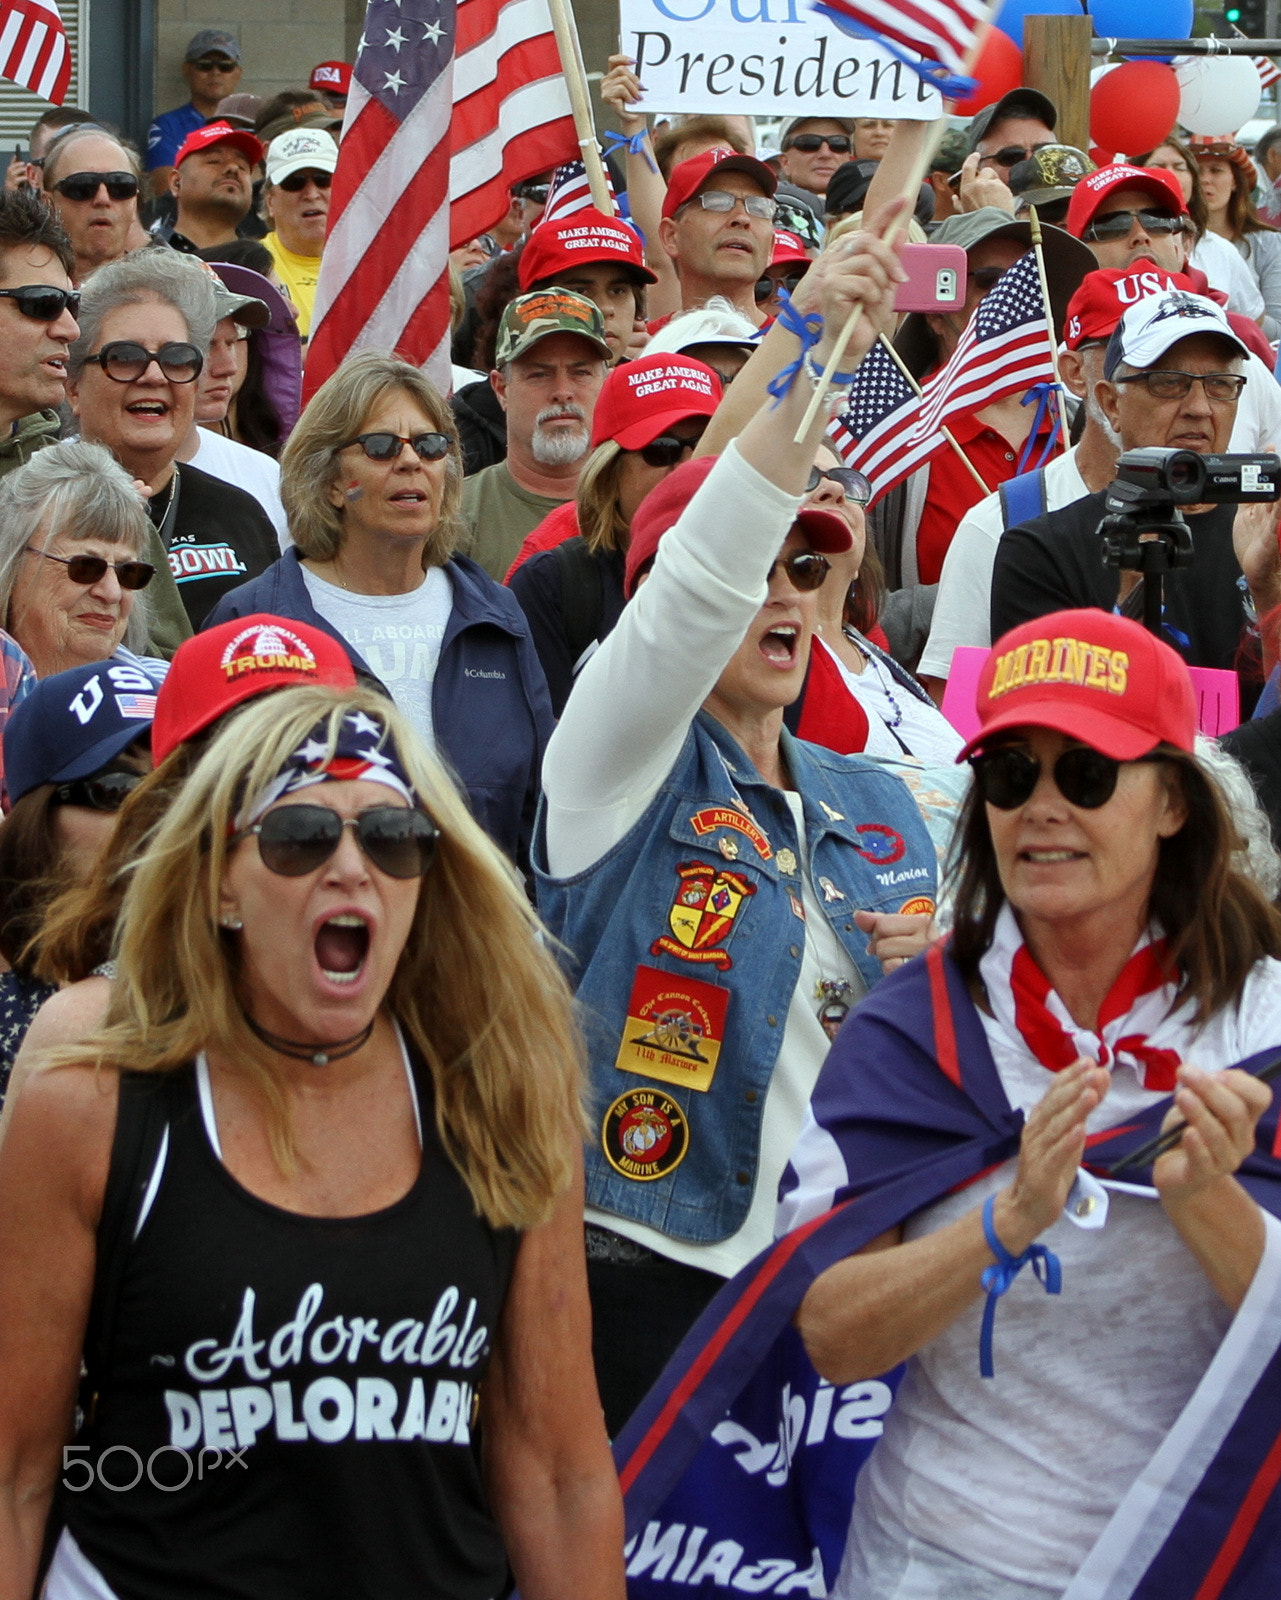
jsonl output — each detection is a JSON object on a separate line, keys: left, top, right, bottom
{"left": 877, "top": 333, "right": 991, "bottom": 494}
{"left": 1027, "top": 204, "right": 1072, "bottom": 453}
{"left": 546, "top": 0, "right": 614, "bottom": 215}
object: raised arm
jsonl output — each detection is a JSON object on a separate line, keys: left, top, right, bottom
{"left": 599, "top": 55, "right": 679, "bottom": 320}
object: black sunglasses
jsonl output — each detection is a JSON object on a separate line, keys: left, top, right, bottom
{"left": 513, "top": 181, "right": 550, "bottom": 203}
{"left": 342, "top": 431, "right": 451, "bottom": 462}
{"left": 0, "top": 284, "right": 79, "bottom": 322}
{"left": 767, "top": 551, "right": 830, "bottom": 591}
{"left": 985, "top": 143, "right": 1050, "bottom": 169}
{"left": 278, "top": 168, "right": 333, "bottom": 192}
{"left": 754, "top": 270, "right": 806, "bottom": 303}
{"left": 53, "top": 771, "right": 142, "bottom": 812}
{"left": 786, "top": 134, "right": 851, "bottom": 153}
{"left": 191, "top": 56, "right": 238, "bottom": 71}
{"left": 638, "top": 426, "right": 706, "bottom": 467}
{"left": 53, "top": 170, "right": 139, "bottom": 202}
{"left": 26, "top": 546, "right": 155, "bottom": 589}
{"left": 1082, "top": 208, "right": 1186, "bottom": 242}
{"left": 235, "top": 803, "right": 439, "bottom": 879}
{"left": 91, "top": 340, "right": 202, "bottom": 384}
{"left": 806, "top": 464, "right": 871, "bottom": 503}
{"left": 970, "top": 745, "right": 1162, "bottom": 810}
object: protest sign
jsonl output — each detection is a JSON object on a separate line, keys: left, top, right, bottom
{"left": 617, "top": 0, "right": 943, "bottom": 120}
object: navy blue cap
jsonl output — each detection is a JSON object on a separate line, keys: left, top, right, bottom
{"left": 4, "top": 660, "right": 156, "bottom": 803}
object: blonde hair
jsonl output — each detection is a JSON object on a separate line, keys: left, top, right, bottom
{"left": 575, "top": 439, "right": 628, "bottom": 555}
{"left": 280, "top": 351, "right": 465, "bottom": 566}
{"left": 56, "top": 684, "right": 585, "bottom": 1230}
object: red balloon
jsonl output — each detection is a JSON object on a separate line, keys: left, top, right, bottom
{"left": 951, "top": 29, "right": 1023, "bottom": 117}
{"left": 1090, "top": 61, "right": 1181, "bottom": 157}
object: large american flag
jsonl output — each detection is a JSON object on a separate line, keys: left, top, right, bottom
{"left": 305, "top": 0, "right": 578, "bottom": 399}
{"left": 828, "top": 338, "right": 931, "bottom": 499}
{"left": 0, "top": 0, "right": 70, "bottom": 104}
{"left": 814, "top": 0, "right": 988, "bottom": 84}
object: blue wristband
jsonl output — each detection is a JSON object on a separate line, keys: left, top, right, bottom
{"left": 766, "top": 297, "right": 825, "bottom": 407}
{"left": 978, "top": 1193, "right": 1061, "bottom": 1379}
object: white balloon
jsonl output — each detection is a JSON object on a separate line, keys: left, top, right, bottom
{"left": 1175, "top": 55, "right": 1262, "bottom": 136}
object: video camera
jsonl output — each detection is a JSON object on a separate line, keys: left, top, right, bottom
{"left": 1098, "top": 448, "right": 1281, "bottom": 635}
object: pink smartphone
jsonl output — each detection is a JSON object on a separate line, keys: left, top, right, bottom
{"left": 893, "top": 244, "right": 967, "bottom": 314}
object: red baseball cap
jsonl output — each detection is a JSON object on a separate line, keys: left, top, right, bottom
{"left": 661, "top": 147, "right": 778, "bottom": 220}
{"left": 175, "top": 119, "right": 264, "bottom": 170}
{"left": 770, "top": 229, "right": 811, "bottom": 268}
{"left": 1065, "top": 162, "right": 1187, "bottom": 240}
{"left": 519, "top": 206, "right": 657, "bottom": 290}
{"left": 957, "top": 609, "right": 1197, "bottom": 763}
{"left": 1064, "top": 262, "right": 1195, "bottom": 348}
{"left": 624, "top": 455, "right": 852, "bottom": 599}
{"left": 589, "top": 353, "right": 721, "bottom": 451}
{"left": 310, "top": 60, "right": 352, "bottom": 96}
{"left": 152, "top": 615, "right": 357, "bottom": 762}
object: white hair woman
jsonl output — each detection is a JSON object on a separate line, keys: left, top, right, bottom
{"left": 0, "top": 684, "right": 623, "bottom": 1598}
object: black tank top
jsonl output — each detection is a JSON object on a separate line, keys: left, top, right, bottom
{"left": 64, "top": 1046, "right": 518, "bottom": 1600}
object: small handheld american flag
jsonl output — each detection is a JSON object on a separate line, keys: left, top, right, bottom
{"left": 0, "top": 0, "right": 71, "bottom": 105}
{"left": 541, "top": 153, "right": 619, "bottom": 225}
{"left": 828, "top": 339, "right": 937, "bottom": 500}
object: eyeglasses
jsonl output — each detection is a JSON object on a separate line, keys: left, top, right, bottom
{"left": 806, "top": 464, "right": 871, "bottom": 504}
{"left": 767, "top": 551, "right": 830, "bottom": 591}
{"left": 970, "top": 745, "right": 1162, "bottom": 810}
{"left": 25, "top": 546, "right": 155, "bottom": 589}
{"left": 512, "top": 181, "right": 549, "bottom": 204}
{"left": 235, "top": 803, "right": 439, "bottom": 879}
{"left": 969, "top": 266, "right": 1009, "bottom": 295}
{"left": 191, "top": 56, "right": 238, "bottom": 72}
{"left": 1082, "top": 208, "right": 1186, "bottom": 242}
{"left": 785, "top": 134, "right": 851, "bottom": 154}
{"left": 341, "top": 431, "right": 452, "bottom": 462}
{"left": 90, "top": 341, "right": 203, "bottom": 384}
{"left": 0, "top": 284, "right": 79, "bottom": 322}
{"left": 278, "top": 168, "right": 333, "bottom": 192}
{"left": 638, "top": 426, "right": 707, "bottom": 467}
{"left": 1113, "top": 370, "right": 1247, "bottom": 402}
{"left": 679, "top": 190, "right": 777, "bottom": 222}
{"left": 984, "top": 143, "right": 1052, "bottom": 169}
{"left": 53, "top": 771, "right": 141, "bottom": 812}
{"left": 52, "top": 170, "right": 139, "bottom": 202}
{"left": 754, "top": 270, "right": 806, "bottom": 302}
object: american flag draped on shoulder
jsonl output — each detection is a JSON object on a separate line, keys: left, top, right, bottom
{"left": 0, "top": 0, "right": 70, "bottom": 104}
{"left": 305, "top": 0, "right": 579, "bottom": 399}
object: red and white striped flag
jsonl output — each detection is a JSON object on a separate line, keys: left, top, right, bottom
{"left": 541, "top": 153, "right": 618, "bottom": 225}
{"left": 0, "top": 0, "right": 70, "bottom": 104}
{"left": 828, "top": 339, "right": 932, "bottom": 499}
{"left": 814, "top": 0, "right": 988, "bottom": 87}
{"left": 305, "top": 0, "right": 578, "bottom": 401}
{"left": 1257, "top": 54, "right": 1281, "bottom": 90}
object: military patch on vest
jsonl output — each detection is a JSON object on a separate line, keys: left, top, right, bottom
{"left": 614, "top": 963, "right": 729, "bottom": 1092}
{"left": 687, "top": 805, "right": 773, "bottom": 861}
{"left": 602, "top": 1088, "right": 690, "bottom": 1182}
{"left": 651, "top": 860, "right": 756, "bottom": 970}
{"left": 899, "top": 895, "right": 936, "bottom": 917}
{"left": 854, "top": 823, "right": 907, "bottom": 864}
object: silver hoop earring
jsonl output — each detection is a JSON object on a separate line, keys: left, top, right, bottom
{"left": 220, "top": 916, "right": 243, "bottom": 931}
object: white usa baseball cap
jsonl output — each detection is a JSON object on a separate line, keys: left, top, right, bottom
{"left": 1103, "top": 288, "right": 1251, "bottom": 380}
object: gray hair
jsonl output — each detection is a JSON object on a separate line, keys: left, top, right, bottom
{"left": 1198, "top": 735, "right": 1281, "bottom": 901}
{"left": 1254, "top": 125, "right": 1281, "bottom": 168}
{"left": 41, "top": 124, "right": 142, "bottom": 188}
{"left": 0, "top": 440, "right": 153, "bottom": 653}
{"left": 68, "top": 249, "right": 217, "bottom": 380}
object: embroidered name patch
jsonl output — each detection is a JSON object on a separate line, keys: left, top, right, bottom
{"left": 687, "top": 806, "right": 773, "bottom": 860}
{"left": 651, "top": 860, "right": 756, "bottom": 969}
{"left": 602, "top": 1088, "right": 689, "bottom": 1182}
{"left": 614, "top": 964, "right": 729, "bottom": 1092}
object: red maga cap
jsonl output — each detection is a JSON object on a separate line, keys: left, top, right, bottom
{"left": 1064, "top": 261, "right": 1196, "bottom": 348}
{"left": 589, "top": 353, "right": 721, "bottom": 451}
{"left": 770, "top": 229, "right": 811, "bottom": 268}
{"left": 661, "top": 146, "right": 778, "bottom": 220}
{"left": 1065, "top": 162, "right": 1187, "bottom": 239}
{"left": 310, "top": 60, "right": 352, "bottom": 95}
{"left": 957, "top": 609, "right": 1197, "bottom": 763}
{"left": 519, "top": 206, "right": 657, "bottom": 290}
{"left": 174, "top": 120, "right": 264, "bottom": 169}
{"left": 152, "top": 615, "right": 357, "bottom": 762}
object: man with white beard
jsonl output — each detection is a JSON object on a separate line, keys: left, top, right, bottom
{"left": 461, "top": 289, "right": 610, "bottom": 579}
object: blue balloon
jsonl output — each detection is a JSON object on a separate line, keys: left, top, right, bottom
{"left": 1087, "top": 0, "right": 1194, "bottom": 41}
{"left": 994, "top": 0, "right": 1082, "bottom": 49}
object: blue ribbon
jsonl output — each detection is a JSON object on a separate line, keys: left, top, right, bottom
{"left": 602, "top": 128, "right": 658, "bottom": 175}
{"left": 811, "top": 5, "right": 979, "bottom": 99}
{"left": 978, "top": 1193, "right": 1061, "bottom": 1378}
{"left": 1016, "top": 383, "right": 1064, "bottom": 473}
{"left": 767, "top": 297, "right": 825, "bottom": 407}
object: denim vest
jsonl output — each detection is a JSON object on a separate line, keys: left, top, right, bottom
{"left": 534, "top": 712, "right": 938, "bottom": 1244}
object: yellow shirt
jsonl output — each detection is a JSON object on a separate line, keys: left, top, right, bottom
{"left": 263, "top": 233, "right": 322, "bottom": 337}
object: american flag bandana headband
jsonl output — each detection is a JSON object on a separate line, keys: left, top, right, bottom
{"left": 237, "top": 711, "right": 416, "bottom": 830}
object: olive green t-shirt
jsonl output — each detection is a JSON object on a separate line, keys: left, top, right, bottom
{"left": 460, "top": 462, "right": 568, "bottom": 581}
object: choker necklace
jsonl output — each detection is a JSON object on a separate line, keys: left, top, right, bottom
{"left": 243, "top": 1012, "right": 375, "bottom": 1067}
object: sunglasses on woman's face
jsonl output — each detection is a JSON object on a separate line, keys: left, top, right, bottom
{"left": 786, "top": 134, "right": 851, "bottom": 154}
{"left": 969, "top": 745, "right": 1162, "bottom": 810}
{"left": 278, "top": 168, "right": 333, "bottom": 192}
{"left": 52, "top": 170, "right": 139, "bottom": 202}
{"left": 342, "top": 431, "right": 452, "bottom": 462}
{"left": 766, "top": 551, "right": 830, "bottom": 591}
{"left": 638, "top": 425, "right": 706, "bottom": 468}
{"left": 235, "top": 803, "right": 439, "bottom": 879}
{"left": 25, "top": 546, "right": 155, "bottom": 590}
{"left": 806, "top": 464, "right": 871, "bottom": 504}
{"left": 91, "top": 341, "right": 203, "bottom": 384}
{"left": 0, "top": 284, "right": 79, "bottom": 322}
{"left": 53, "top": 771, "right": 142, "bottom": 812}
{"left": 754, "top": 270, "right": 807, "bottom": 303}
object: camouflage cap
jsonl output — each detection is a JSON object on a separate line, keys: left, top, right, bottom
{"left": 493, "top": 289, "right": 612, "bottom": 367}
{"left": 930, "top": 128, "right": 971, "bottom": 176}
{"left": 1008, "top": 145, "right": 1095, "bottom": 209}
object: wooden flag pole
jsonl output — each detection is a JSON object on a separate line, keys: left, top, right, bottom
{"left": 1027, "top": 204, "right": 1072, "bottom": 455}
{"left": 876, "top": 333, "right": 991, "bottom": 495}
{"left": 546, "top": 0, "right": 614, "bottom": 215}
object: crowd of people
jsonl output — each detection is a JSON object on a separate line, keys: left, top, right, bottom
{"left": 0, "top": 24, "right": 1280, "bottom": 1598}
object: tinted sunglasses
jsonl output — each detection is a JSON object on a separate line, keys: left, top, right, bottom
{"left": 191, "top": 56, "right": 238, "bottom": 71}
{"left": 513, "top": 181, "right": 550, "bottom": 203}
{"left": 91, "top": 340, "right": 202, "bottom": 383}
{"left": 754, "top": 270, "right": 806, "bottom": 302}
{"left": 236, "top": 803, "right": 439, "bottom": 879}
{"left": 1113, "top": 370, "right": 1246, "bottom": 402}
{"left": 786, "top": 134, "right": 851, "bottom": 154}
{"left": 54, "top": 771, "right": 142, "bottom": 812}
{"left": 0, "top": 284, "right": 79, "bottom": 321}
{"left": 639, "top": 426, "right": 706, "bottom": 467}
{"left": 53, "top": 170, "right": 139, "bottom": 202}
{"left": 984, "top": 144, "right": 1050, "bottom": 169}
{"left": 26, "top": 546, "right": 155, "bottom": 589}
{"left": 342, "top": 431, "right": 451, "bottom": 462}
{"left": 767, "top": 551, "right": 830, "bottom": 591}
{"left": 1082, "top": 208, "right": 1186, "bottom": 242}
{"left": 278, "top": 168, "right": 333, "bottom": 192}
{"left": 806, "top": 464, "right": 871, "bottom": 503}
{"left": 969, "top": 745, "right": 1162, "bottom": 810}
